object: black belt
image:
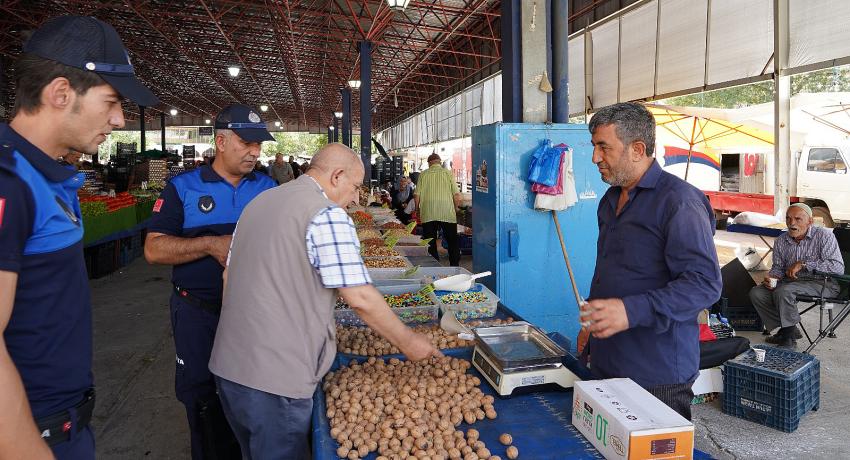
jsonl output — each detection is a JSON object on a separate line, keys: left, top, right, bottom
{"left": 174, "top": 285, "right": 222, "bottom": 314}
{"left": 37, "top": 389, "right": 95, "bottom": 447}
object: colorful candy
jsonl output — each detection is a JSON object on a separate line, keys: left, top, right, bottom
{"left": 439, "top": 292, "right": 489, "bottom": 304}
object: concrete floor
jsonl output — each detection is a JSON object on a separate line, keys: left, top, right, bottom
{"left": 89, "top": 231, "right": 849, "bottom": 459}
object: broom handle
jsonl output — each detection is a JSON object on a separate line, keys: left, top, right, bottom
{"left": 551, "top": 210, "right": 583, "bottom": 309}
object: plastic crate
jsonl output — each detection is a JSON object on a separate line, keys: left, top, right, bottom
{"left": 334, "top": 285, "right": 438, "bottom": 326}
{"left": 722, "top": 346, "right": 820, "bottom": 432}
{"left": 436, "top": 283, "right": 500, "bottom": 320}
{"left": 722, "top": 304, "right": 764, "bottom": 331}
{"left": 441, "top": 232, "right": 473, "bottom": 255}
{"left": 87, "top": 242, "right": 116, "bottom": 279}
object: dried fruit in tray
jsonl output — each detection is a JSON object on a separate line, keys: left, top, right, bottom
{"left": 361, "top": 246, "right": 400, "bottom": 257}
{"left": 350, "top": 210, "right": 373, "bottom": 226}
{"left": 380, "top": 222, "right": 406, "bottom": 230}
{"left": 363, "top": 257, "right": 408, "bottom": 268}
{"left": 336, "top": 324, "right": 472, "bottom": 356}
{"left": 438, "top": 292, "right": 489, "bottom": 304}
{"left": 356, "top": 228, "right": 382, "bottom": 240}
{"left": 360, "top": 238, "right": 386, "bottom": 247}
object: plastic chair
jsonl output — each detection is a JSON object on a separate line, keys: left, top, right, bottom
{"left": 794, "top": 229, "right": 850, "bottom": 354}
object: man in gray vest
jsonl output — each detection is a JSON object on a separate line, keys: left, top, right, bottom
{"left": 210, "top": 143, "right": 440, "bottom": 459}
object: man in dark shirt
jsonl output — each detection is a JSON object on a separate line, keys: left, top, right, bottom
{"left": 145, "top": 104, "right": 276, "bottom": 459}
{"left": 580, "top": 102, "right": 722, "bottom": 420}
{"left": 0, "top": 15, "right": 158, "bottom": 459}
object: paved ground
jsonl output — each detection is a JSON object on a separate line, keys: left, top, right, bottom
{"left": 89, "top": 231, "right": 848, "bottom": 459}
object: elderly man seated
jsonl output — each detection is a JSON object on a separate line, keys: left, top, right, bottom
{"left": 749, "top": 203, "right": 845, "bottom": 347}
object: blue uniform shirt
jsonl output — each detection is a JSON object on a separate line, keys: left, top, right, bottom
{"left": 588, "top": 160, "right": 722, "bottom": 388}
{"left": 0, "top": 124, "right": 92, "bottom": 418}
{"left": 148, "top": 165, "right": 275, "bottom": 302}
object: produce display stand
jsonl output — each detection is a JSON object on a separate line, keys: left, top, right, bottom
{"left": 314, "top": 304, "right": 712, "bottom": 459}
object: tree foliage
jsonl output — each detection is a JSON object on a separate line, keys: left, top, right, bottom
{"left": 662, "top": 65, "right": 850, "bottom": 108}
{"left": 262, "top": 132, "right": 328, "bottom": 158}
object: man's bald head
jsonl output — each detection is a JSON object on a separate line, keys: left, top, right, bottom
{"left": 307, "top": 142, "right": 364, "bottom": 207}
{"left": 308, "top": 143, "right": 362, "bottom": 175}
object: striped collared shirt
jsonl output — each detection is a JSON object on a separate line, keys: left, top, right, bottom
{"left": 769, "top": 225, "right": 844, "bottom": 279}
{"left": 415, "top": 164, "right": 459, "bottom": 223}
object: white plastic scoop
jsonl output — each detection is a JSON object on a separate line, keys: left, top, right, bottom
{"left": 432, "top": 271, "right": 491, "bottom": 292}
{"left": 440, "top": 311, "right": 474, "bottom": 340}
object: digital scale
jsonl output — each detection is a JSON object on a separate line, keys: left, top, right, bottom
{"left": 471, "top": 322, "right": 579, "bottom": 396}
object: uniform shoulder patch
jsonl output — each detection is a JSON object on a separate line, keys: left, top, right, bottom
{"left": 0, "top": 197, "right": 5, "bottom": 228}
{"left": 198, "top": 195, "right": 215, "bottom": 213}
{"left": 152, "top": 198, "right": 164, "bottom": 213}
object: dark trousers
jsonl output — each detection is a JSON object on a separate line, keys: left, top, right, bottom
{"left": 170, "top": 294, "right": 238, "bottom": 460}
{"left": 647, "top": 382, "right": 695, "bottom": 421}
{"left": 422, "top": 220, "right": 460, "bottom": 266}
{"left": 215, "top": 376, "right": 313, "bottom": 460}
{"left": 53, "top": 425, "right": 95, "bottom": 459}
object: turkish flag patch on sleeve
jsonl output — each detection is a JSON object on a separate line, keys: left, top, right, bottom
{"left": 152, "top": 198, "right": 164, "bottom": 213}
{"left": 0, "top": 198, "right": 6, "bottom": 227}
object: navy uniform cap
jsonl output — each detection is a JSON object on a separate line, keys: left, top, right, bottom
{"left": 214, "top": 104, "right": 275, "bottom": 142}
{"left": 23, "top": 15, "right": 159, "bottom": 107}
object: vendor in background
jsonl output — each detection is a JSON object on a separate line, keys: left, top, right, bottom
{"left": 579, "top": 102, "right": 722, "bottom": 420}
{"left": 749, "top": 203, "right": 844, "bottom": 347}
{"left": 415, "top": 153, "right": 462, "bottom": 266}
{"left": 144, "top": 104, "right": 276, "bottom": 459}
{"left": 270, "top": 152, "right": 295, "bottom": 185}
{"left": 59, "top": 150, "right": 83, "bottom": 169}
{"left": 210, "top": 143, "right": 440, "bottom": 459}
{"left": 392, "top": 176, "right": 416, "bottom": 224}
{"left": 0, "top": 15, "right": 158, "bottom": 459}
{"left": 289, "top": 155, "right": 302, "bottom": 179}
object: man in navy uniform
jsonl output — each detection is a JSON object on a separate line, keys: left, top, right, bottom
{"left": 0, "top": 15, "right": 158, "bottom": 459}
{"left": 145, "top": 104, "right": 276, "bottom": 459}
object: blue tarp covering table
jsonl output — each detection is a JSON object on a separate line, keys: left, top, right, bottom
{"left": 314, "top": 306, "right": 712, "bottom": 459}
{"left": 727, "top": 224, "right": 785, "bottom": 267}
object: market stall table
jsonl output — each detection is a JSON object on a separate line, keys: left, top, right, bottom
{"left": 726, "top": 224, "right": 784, "bottom": 267}
{"left": 314, "top": 305, "right": 713, "bottom": 459}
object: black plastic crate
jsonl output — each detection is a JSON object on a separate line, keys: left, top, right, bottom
{"left": 722, "top": 304, "right": 763, "bottom": 331}
{"left": 87, "top": 242, "right": 116, "bottom": 279}
{"left": 723, "top": 346, "right": 820, "bottom": 432}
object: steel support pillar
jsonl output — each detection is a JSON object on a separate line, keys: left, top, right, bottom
{"left": 333, "top": 117, "right": 340, "bottom": 143}
{"left": 328, "top": 126, "right": 333, "bottom": 144}
{"left": 342, "top": 88, "right": 352, "bottom": 148}
{"left": 552, "top": 0, "right": 569, "bottom": 122}
{"left": 160, "top": 112, "right": 166, "bottom": 154}
{"left": 521, "top": 0, "right": 552, "bottom": 122}
{"left": 360, "top": 41, "right": 372, "bottom": 180}
{"left": 139, "top": 105, "right": 146, "bottom": 152}
{"left": 774, "top": 0, "right": 791, "bottom": 214}
{"left": 501, "top": 0, "right": 522, "bottom": 122}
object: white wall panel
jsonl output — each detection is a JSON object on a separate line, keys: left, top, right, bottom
{"left": 789, "top": 0, "right": 850, "bottom": 68}
{"left": 656, "top": 0, "right": 707, "bottom": 95}
{"left": 707, "top": 0, "right": 772, "bottom": 85}
{"left": 619, "top": 1, "right": 657, "bottom": 102}
{"left": 568, "top": 34, "right": 585, "bottom": 115}
{"left": 591, "top": 20, "right": 619, "bottom": 109}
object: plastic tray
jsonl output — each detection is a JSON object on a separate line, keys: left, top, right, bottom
{"left": 722, "top": 346, "right": 820, "bottom": 432}
{"left": 366, "top": 266, "right": 472, "bottom": 281}
{"left": 722, "top": 304, "right": 764, "bottom": 331}
{"left": 362, "top": 256, "right": 412, "bottom": 270}
{"left": 394, "top": 244, "right": 431, "bottom": 257}
{"left": 436, "top": 283, "right": 500, "bottom": 320}
{"left": 334, "top": 285, "right": 438, "bottom": 326}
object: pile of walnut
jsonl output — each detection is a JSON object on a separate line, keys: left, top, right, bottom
{"left": 324, "top": 356, "right": 501, "bottom": 460}
{"left": 337, "top": 325, "right": 472, "bottom": 356}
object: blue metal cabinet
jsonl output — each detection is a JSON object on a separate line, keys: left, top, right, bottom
{"left": 471, "top": 123, "right": 607, "bottom": 344}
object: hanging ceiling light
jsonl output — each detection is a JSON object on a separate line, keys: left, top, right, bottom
{"left": 204, "top": 119, "right": 211, "bottom": 124}
{"left": 334, "top": 111, "right": 343, "bottom": 118}
{"left": 386, "top": 0, "right": 411, "bottom": 12}
{"left": 227, "top": 66, "right": 240, "bottom": 77}
{"left": 274, "top": 121, "right": 281, "bottom": 127}
{"left": 260, "top": 104, "right": 268, "bottom": 112}
{"left": 170, "top": 108, "right": 178, "bottom": 116}
{"left": 348, "top": 80, "right": 361, "bottom": 89}
{"left": 329, "top": 125, "right": 335, "bottom": 130}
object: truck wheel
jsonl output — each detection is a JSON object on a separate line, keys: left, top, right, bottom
{"left": 812, "top": 206, "right": 834, "bottom": 228}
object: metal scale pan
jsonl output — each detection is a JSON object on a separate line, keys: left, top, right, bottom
{"left": 472, "top": 322, "right": 578, "bottom": 395}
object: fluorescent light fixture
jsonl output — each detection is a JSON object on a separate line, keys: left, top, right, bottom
{"left": 334, "top": 111, "right": 343, "bottom": 118}
{"left": 386, "top": 0, "right": 410, "bottom": 12}
{"left": 274, "top": 121, "right": 281, "bottom": 127}
{"left": 170, "top": 109, "right": 178, "bottom": 116}
{"left": 260, "top": 104, "right": 268, "bottom": 112}
{"left": 348, "top": 80, "right": 361, "bottom": 89}
{"left": 329, "top": 125, "right": 335, "bottom": 130}
{"left": 204, "top": 119, "right": 211, "bottom": 124}
{"left": 227, "top": 66, "right": 240, "bottom": 77}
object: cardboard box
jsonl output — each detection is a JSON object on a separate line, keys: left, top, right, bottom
{"left": 572, "top": 378, "right": 694, "bottom": 460}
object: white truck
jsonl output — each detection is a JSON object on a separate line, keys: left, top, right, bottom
{"left": 663, "top": 143, "right": 850, "bottom": 227}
